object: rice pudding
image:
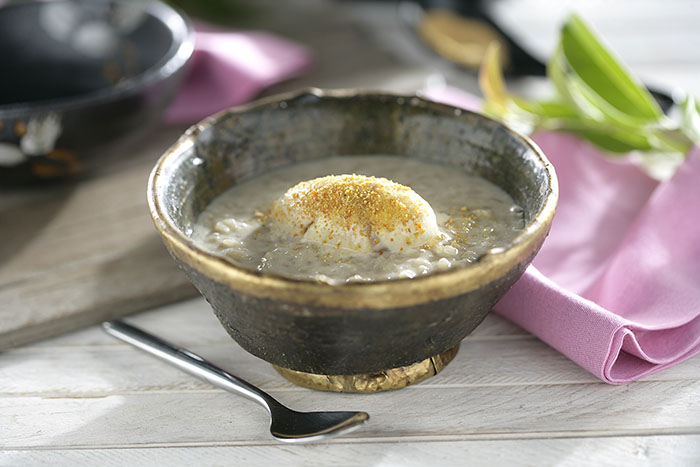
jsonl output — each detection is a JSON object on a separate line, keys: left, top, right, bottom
{"left": 192, "top": 155, "right": 524, "bottom": 284}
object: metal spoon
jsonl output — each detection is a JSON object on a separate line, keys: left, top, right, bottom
{"left": 102, "top": 320, "right": 369, "bottom": 443}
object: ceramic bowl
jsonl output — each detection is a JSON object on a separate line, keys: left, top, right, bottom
{"left": 148, "top": 88, "right": 558, "bottom": 376}
{"left": 0, "top": 0, "right": 193, "bottom": 185}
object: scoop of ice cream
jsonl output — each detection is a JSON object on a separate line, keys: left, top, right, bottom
{"left": 270, "top": 174, "right": 440, "bottom": 253}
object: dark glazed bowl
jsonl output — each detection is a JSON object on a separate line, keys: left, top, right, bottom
{"left": 0, "top": 0, "right": 193, "bottom": 185}
{"left": 148, "top": 89, "right": 558, "bottom": 376}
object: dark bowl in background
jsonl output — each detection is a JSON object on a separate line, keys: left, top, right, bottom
{"left": 0, "top": 0, "right": 193, "bottom": 185}
{"left": 147, "top": 89, "right": 558, "bottom": 376}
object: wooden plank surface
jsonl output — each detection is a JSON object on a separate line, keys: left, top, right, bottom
{"left": 1, "top": 303, "right": 699, "bottom": 463}
{"left": 3, "top": 300, "right": 700, "bottom": 398}
{"left": 0, "top": 127, "right": 198, "bottom": 350}
{"left": 2, "top": 436, "right": 699, "bottom": 467}
{"left": 2, "top": 439, "right": 700, "bottom": 467}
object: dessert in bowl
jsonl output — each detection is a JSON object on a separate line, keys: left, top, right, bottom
{"left": 148, "top": 89, "right": 558, "bottom": 391}
{"left": 193, "top": 158, "right": 526, "bottom": 285}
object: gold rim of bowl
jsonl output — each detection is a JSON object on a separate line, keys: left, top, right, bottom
{"left": 147, "top": 88, "right": 558, "bottom": 310}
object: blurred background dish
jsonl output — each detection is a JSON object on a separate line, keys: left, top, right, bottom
{"left": 0, "top": 0, "right": 193, "bottom": 185}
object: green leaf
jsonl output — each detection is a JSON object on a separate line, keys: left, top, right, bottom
{"left": 540, "top": 118, "right": 654, "bottom": 153}
{"left": 681, "top": 95, "right": 700, "bottom": 143}
{"left": 547, "top": 45, "right": 609, "bottom": 121}
{"left": 550, "top": 43, "right": 661, "bottom": 129}
{"left": 560, "top": 14, "right": 663, "bottom": 122}
{"left": 548, "top": 49, "right": 605, "bottom": 121}
{"left": 511, "top": 97, "right": 579, "bottom": 119}
{"left": 478, "top": 42, "right": 509, "bottom": 116}
{"left": 546, "top": 44, "right": 573, "bottom": 105}
{"left": 576, "top": 129, "right": 652, "bottom": 153}
{"left": 476, "top": 12, "right": 693, "bottom": 176}
{"left": 651, "top": 127, "right": 695, "bottom": 155}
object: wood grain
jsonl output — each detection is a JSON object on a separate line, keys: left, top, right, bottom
{"left": 3, "top": 304, "right": 700, "bottom": 397}
{"left": 2, "top": 435, "right": 699, "bottom": 467}
{"left": 2, "top": 305, "right": 700, "bottom": 452}
{"left": 3, "top": 379, "right": 700, "bottom": 449}
{"left": 0, "top": 127, "right": 198, "bottom": 350}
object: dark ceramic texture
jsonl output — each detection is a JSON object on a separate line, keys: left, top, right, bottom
{"left": 149, "top": 90, "right": 558, "bottom": 375}
{"left": 0, "top": 0, "right": 193, "bottom": 185}
{"left": 180, "top": 255, "right": 527, "bottom": 374}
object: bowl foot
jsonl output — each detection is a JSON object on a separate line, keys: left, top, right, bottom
{"left": 272, "top": 344, "right": 459, "bottom": 393}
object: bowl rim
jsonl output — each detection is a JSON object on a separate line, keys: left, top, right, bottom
{"left": 0, "top": 0, "right": 194, "bottom": 118}
{"left": 148, "top": 88, "right": 558, "bottom": 310}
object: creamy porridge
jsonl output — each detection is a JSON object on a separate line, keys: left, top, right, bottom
{"left": 192, "top": 156, "right": 524, "bottom": 284}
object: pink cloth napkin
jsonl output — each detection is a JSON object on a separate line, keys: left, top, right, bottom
{"left": 165, "top": 28, "right": 312, "bottom": 124}
{"left": 425, "top": 86, "right": 700, "bottom": 384}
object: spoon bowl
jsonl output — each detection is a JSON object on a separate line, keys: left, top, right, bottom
{"left": 269, "top": 407, "right": 369, "bottom": 442}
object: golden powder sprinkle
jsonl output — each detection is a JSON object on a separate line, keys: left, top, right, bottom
{"left": 276, "top": 175, "right": 421, "bottom": 237}
{"left": 271, "top": 174, "right": 440, "bottom": 252}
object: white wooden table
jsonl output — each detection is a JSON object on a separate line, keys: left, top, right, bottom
{"left": 3, "top": 300, "right": 700, "bottom": 466}
{"left": 2, "top": 1, "right": 700, "bottom": 465}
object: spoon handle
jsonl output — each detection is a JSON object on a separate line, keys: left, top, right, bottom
{"left": 102, "top": 320, "right": 277, "bottom": 412}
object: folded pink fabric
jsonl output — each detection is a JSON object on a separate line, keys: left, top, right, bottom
{"left": 165, "top": 28, "right": 312, "bottom": 124}
{"left": 425, "top": 85, "right": 700, "bottom": 384}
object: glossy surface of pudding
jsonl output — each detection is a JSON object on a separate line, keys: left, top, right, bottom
{"left": 192, "top": 155, "right": 524, "bottom": 284}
